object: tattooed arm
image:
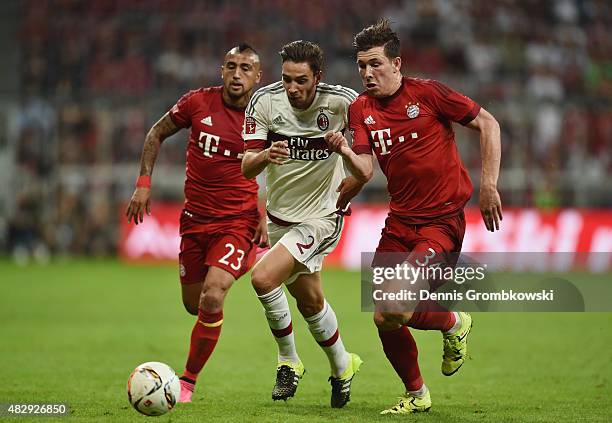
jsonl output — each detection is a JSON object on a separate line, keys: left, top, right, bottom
{"left": 126, "top": 113, "right": 181, "bottom": 224}
{"left": 138, "top": 113, "right": 181, "bottom": 177}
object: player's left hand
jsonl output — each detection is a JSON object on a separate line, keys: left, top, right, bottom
{"left": 336, "top": 176, "right": 365, "bottom": 210}
{"left": 479, "top": 184, "right": 503, "bottom": 232}
{"left": 253, "top": 216, "right": 269, "bottom": 247}
{"left": 126, "top": 187, "right": 151, "bottom": 225}
{"left": 324, "top": 132, "right": 349, "bottom": 155}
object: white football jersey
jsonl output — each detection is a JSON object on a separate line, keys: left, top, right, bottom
{"left": 244, "top": 81, "right": 358, "bottom": 222}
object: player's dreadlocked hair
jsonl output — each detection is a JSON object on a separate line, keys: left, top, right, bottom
{"left": 353, "top": 19, "right": 400, "bottom": 59}
{"left": 279, "top": 40, "right": 324, "bottom": 74}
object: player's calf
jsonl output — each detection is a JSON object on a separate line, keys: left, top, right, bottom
{"left": 257, "top": 286, "right": 302, "bottom": 401}
{"left": 291, "top": 286, "right": 325, "bottom": 318}
{"left": 181, "top": 281, "right": 203, "bottom": 316}
{"left": 179, "top": 309, "right": 224, "bottom": 402}
{"left": 178, "top": 267, "right": 234, "bottom": 402}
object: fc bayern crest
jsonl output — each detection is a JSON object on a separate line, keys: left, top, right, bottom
{"left": 317, "top": 112, "right": 329, "bottom": 131}
{"left": 407, "top": 104, "right": 420, "bottom": 119}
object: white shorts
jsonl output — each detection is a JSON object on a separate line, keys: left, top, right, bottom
{"left": 268, "top": 213, "right": 344, "bottom": 282}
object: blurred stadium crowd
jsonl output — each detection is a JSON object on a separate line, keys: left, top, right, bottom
{"left": 4, "top": 0, "right": 611, "bottom": 259}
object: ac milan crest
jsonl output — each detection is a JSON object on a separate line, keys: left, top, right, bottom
{"left": 407, "top": 103, "right": 420, "bottom": 119}
{"left": 317, "top": 111, "right": 329, "bottom": 131}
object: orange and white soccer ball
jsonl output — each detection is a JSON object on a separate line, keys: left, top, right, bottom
{"left": 127, "top": 362, "right": 180, "bottom": 416}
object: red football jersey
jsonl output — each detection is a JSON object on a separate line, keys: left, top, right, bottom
{"left": 168, "top": 87, "right": 259, "bottom": 223}
{"left": 350, "top": 77, "right": 480, "bottom": 221}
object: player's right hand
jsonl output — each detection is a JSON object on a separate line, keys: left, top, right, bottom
{"left": 479, "top": 184, "right": 503, "bottom": 232}
{"left": 126, "top": 187, "right": 151, "bottom": 225}
{"left": 324, "top": 132, "right": 349, "bottom": 154}
{"left": 265, "top": 140, "right": 290, "bottom": 165}
{"left": 252, "top": 216, "right": 269, "bottom": 247}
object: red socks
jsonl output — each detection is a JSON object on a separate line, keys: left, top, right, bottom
{"left": 407, "top": 307, "right": 455, "bottom": 332}
{"left": 183, "top": 309, "right": 223, "bottom": 381}
{"left": 378, "top": 326, "right": 423, "bottom": 391}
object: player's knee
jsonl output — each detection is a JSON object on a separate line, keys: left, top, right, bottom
{"left": 385, "top": 311, "right": 411, "bottom": 325}
{"left": 251, "top": 265, "right": 276, "bottom": 295}
{"left": 374, "top": 312, "right": 404, "bottom": 330}
{"left": 199, "top": 286, "right": 227, "bottom": 313}
{"left": 373, "top": 312, "right": 387, "bottom": 327}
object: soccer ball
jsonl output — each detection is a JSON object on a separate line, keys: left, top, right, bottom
{"left": 127, "top": 362, "right": 181, "bottom": 416}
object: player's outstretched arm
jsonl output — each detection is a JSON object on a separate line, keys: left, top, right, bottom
{"left": 241, "top": 141, "right": 289, "bottom": 179}
{"left": 466, "top": 107, "right": 503, "bottom": 232}
{"left": 324, "top": 132, "right": 373, "bottom": 183}
{"left": 126, "top": 113, "right": 180, "bottom": 225}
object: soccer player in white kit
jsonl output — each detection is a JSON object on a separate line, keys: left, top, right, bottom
{"left": 241, "top": 40, "right": 365, "bottom": 408}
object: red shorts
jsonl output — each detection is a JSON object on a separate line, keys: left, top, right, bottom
{"left": 178, "top": 213, "right": 259, "bottom": 284}
{"left": 371, "top": 211, "right": 466, "bottom": 312}
{"left": 373, "top": 210, "right": 466, "bottom": 268}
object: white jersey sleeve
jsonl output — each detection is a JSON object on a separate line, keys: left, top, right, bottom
{"left": 243, "top": 82, "right": 282, "bottom": 146}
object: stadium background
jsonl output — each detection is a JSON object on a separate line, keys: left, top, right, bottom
{"left": 1, "top": 1, "right": 611, "bottom": 422}
{"left": 3, "top": 0, "right": 611, "bottom": 260}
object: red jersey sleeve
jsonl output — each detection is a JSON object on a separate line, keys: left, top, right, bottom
{"left": 426, "top": 80, "right": 481, "bottom": 126}
{"left": 349, "top": 99, "right": 372, "bottom": 155}
{"left": 168, "top": 91, "right": 194, "bottom": 128}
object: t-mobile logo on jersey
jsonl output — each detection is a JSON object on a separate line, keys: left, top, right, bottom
{"left": 371, "top": 128, "right": 417, "bottom": 155}
{"left": 371, "top": 129, "right": 392, "bottom": 155}
{"left": 199, "top": 131, "right": 220, "bottom": 157}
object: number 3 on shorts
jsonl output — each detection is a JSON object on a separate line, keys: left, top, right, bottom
{"left": 219, "top": 243, "right": 245, "bottom": 271}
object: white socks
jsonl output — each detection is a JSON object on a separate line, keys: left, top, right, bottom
{"left": 258, "top": 287, "right": 299, "bottom": 363}
{"left": 258, "top": 288, "right": 349, "bottom": 377}
{"left": 407, "top": 384, "right": 428, "bottom": 398}
{"left": 305, "top": 300, "right": 349, "bottom": 377}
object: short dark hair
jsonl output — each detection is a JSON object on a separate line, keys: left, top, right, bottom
{"left": 227, "top": 42, "right": 258, "bottom": 56}
{"left": 235, "top": 42, "right": 258, "bottom": 55}
{"left": 279, "top": 40, "right": 324, "bottom": 74}
{"left": 353, "top": 19, "right": 400, "bottom": 59}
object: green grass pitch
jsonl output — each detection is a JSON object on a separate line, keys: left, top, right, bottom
{"left": 1, "top": 260, "right": 611, "bottom": 422}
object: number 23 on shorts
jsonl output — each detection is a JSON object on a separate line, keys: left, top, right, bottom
{"left": 218, "top": 242, "right": 245, "bottom": 271}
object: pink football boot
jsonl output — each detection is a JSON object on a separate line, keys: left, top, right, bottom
{"left": 178, "top": 379, "right": 195, "bottom": 403}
